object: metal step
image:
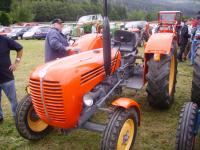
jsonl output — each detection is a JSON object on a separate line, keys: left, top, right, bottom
{"left": 123, "top": 65, "right": 144, "bottom": 89}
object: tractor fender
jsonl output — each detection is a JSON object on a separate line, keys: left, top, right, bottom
{"left": 145, "top": 32, "right": 175, "bottom": 55}
{"left": 112, "top": 98, "right": 141, "bottom": 126}
{"left": 143, "top": 34, "right": 177, "bottom": 83}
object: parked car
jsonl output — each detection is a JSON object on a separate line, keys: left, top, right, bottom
{"left": 7, "top": 26, "right": 31, "bottom": 40}
{"left": 33, "top": 26, "right": 51, "bottom": 40}
{"left": 0, "top": 27, "right": 11, "bottom": 37}
{"left": 23, "top": 25, "right": 49, "bottom": 39}
{"left": 77, "top": 14, "right": 103, "bottom": 25}
{"left": 16, "top": 22, "right": 39, "bottom": 27}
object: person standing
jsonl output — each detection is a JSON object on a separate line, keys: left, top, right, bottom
{"left": 190, "top": 15, "right": 200, "bottom": 65}
{"left": 0, "top": 35, "right": 23, "bottom": 121}
{"left": 177, "top": 20, "right": 190, "bottom": 62}
{"left": 45, "top": 18, "right": 72, "bottom": 62}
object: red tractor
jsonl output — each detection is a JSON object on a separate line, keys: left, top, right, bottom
{"left": 15, "top": 6, "right": 179, "bottom": 150}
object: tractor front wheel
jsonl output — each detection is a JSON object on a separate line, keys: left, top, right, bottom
{"left": 15, "top": 94, "right": 52, "bottom": 140}
{"left": 101, "top": 108, "right": 138, "bottom": 150}
{"left": 175, "top": 102, "right": 198, "bottom": 150}
{"left": 146, "top": 52, "right": 177, "bottom": 109}
{"left": 191, "top": 42, "right": 200, "bottom": 106}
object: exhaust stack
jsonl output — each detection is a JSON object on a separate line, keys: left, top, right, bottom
{"left": 103, "top": 0, "right": 111, "bottom": 76}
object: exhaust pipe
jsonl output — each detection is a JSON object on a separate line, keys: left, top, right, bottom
{"left": 103, "top": 0, "right": 111, "bottom": 76}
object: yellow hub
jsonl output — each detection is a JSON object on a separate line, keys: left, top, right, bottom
{"left": 169, "top": 55, "right": 175, "bottom": 95}
{"left": 27, "top": 106, "right": 48, "bottom": 132}
{"left": 117, "top": 119, "right": 134, "bottom": 150}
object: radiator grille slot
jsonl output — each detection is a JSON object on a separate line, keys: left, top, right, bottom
{"left": 80, "top": 59, "right": 117, "bottom": 85}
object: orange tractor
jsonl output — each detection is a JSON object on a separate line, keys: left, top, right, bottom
{"left": 15, "top": 4, "right": 179, "bottom": 149}
{"left": 144, "top": 11, "right": 182, "bottom": 108}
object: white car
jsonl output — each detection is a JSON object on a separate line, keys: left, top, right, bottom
{"left": 77, "top": 14, "right": 103, "bottom": 25}
{"left": 23, "top": 25, "right": 49, "bottom": 39}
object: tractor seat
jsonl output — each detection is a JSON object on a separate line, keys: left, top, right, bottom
{"left": 113, "top": 30, "right": 137, "bottom": 52}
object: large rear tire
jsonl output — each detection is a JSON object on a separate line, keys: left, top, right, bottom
{"left": 175, "top": 102, "right": 198, "bottom": 150}
{"left": 101, "top": 107, "right": 138, "bottom": 150}
{"left": 146, "top": 51, "right": 177, "bottom": 109}
{"left": 15, "top": 94, "right": 52, "bottom": 140}
{"left": 191, "top": 42, "right": 200, "bottom": 106}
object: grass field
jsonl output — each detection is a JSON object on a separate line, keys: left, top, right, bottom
{"left": 0, "top": 40, "right": 198, "bottom": 150}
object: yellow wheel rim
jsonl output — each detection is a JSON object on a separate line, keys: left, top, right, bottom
{"left": 117, "top": 119, "right": 134, "bottom": 150}
{"left": 169, "top": 55, "right": 175, "bottom": 95}
{"left": 27, "top": 106, "right": 48, "bottom": 132}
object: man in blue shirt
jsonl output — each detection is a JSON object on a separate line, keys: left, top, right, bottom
{"left": 190, "top": 15, "right": 200, "bottom": 65}
{"left": 0, "top": 35, "right": 23, "bottom": 121}
{"left": 45, "top": 18, "right": 72, "bottom": 62}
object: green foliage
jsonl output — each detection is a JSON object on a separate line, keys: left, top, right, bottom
{"left": 0, "top": 12, "right": 11, "bottom": 26}
{"left": 128, "top": 10, "right": 145, "bottom": 21}
{"left": 0, "top": 0, "right": 12, "bottom": 12}
{"left": 33, "top": 0, "right": 102, "bottom": 22}
{"left": 10, "top": 0, "right": 35, "bottom": 23}
{"left": 145, "top": 12, "right": 156, "bottom": 21}
{"left": 109, "top": 5, "right": 127, "bottom": 21}
{"left": 91, "top": 0, "right": 98, "bottom": 5}
{"left": 0, "top": 0, "right": 158, "bottom": 23}
{"left": 127, "top": 10, "right": 156, "bottom": 21}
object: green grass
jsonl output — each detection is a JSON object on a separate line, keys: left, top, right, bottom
{"left": 0, "top": 40, "right": 198, "bottom": 150}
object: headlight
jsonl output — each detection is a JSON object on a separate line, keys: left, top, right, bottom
{"left": 83, "top": 93, "right": 94, "bottom": 107}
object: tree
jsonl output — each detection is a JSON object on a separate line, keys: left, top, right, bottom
{"left": 128, "top": 10, "right": 145, "bottom": 21}
{"left": 10, "top": 0, "right": 35, "bottom": 23}
{"left": 91, "top": 0, "right": 98, "bottom": 5}
{"left": 0, "top": 0, "right": 12, "bottom": 12}
{"left": 0, "top": 12, "right": 11, "bottom": 26}
{"left": 145, "top": 13, "right": 155, "bottom": 22}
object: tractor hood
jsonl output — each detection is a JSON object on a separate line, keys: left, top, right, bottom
{"left": 145, "top": 33, "right": 175, "bottom": 54}
{"left": 29, "top": 48, "right": 120, "bottom": 128}
{"left": 30, "top": 48, "right": 118, "bottom": 86}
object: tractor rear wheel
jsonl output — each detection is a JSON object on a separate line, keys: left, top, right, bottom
{"left": 175, "top": 102, "right": 198, "bottom": 150}
{"left": 146, "top": 52, "right": 177, "bottom": 109}
{"left": 101, "top": 108, "right": 138, "bottom": 150}
{"left": 15, "top": 94, "right": 52, "bottom": 140}
{"left": 191, "top": 42, "right": 200, "bottom": 106}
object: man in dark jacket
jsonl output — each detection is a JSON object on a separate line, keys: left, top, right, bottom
{"left": 177, "top": 20, "right": 191, "bottom": 62}
{"left": 45, "top": 18, "right": 72, "bottom": 62}
{"left": 0, "top": 35, "right": 23, "bottom": 121}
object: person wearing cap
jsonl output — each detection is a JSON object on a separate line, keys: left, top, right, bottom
{"left": 45, "top": 18, "right": 72, "bottom": 62}
{"left": 0, "top": 35, "right": 23, "bottom": 121}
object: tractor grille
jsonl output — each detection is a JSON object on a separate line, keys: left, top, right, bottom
{"left": 29, "top": 79, "right": 66, "bottom": 123}
{"left": 80, "top": 59, "right": 117, "bottom": 85}
{"left": 80, "top": 66, "right": 104, "bottom": 84}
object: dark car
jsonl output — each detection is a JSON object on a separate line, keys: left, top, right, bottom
{"left": 7, "top": 26, "right": 31, "bottom": 40}
{"left": 33, "top": 26, "right": 50, "bottom": 40}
